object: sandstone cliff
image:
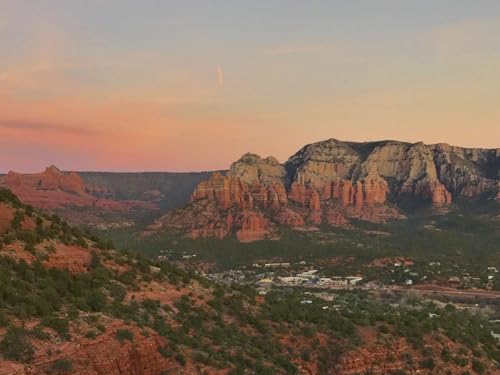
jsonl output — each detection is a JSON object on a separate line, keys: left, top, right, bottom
{"left": 0, "top": 166, "right": 157, "bottom": 225}
{"left": 154, "top": 138, "right": 499, "bottom": 241}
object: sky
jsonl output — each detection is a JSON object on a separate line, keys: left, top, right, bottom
{"left": 1, "top": 0, "right": 500, "bottom": 172}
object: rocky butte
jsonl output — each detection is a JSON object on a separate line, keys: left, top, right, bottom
{"left": 0, "top": 166, "right": 157, "bottom": 213}
{"left": 153, "top": 138, "right": 500, "bottom": 242}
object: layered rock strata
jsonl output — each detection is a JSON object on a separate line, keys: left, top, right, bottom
{"left": 154, "top": 138, "right": 499, "bottom": 241}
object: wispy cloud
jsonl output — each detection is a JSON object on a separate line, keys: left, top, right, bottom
{"left": 269, "top": 44, "right": 328, "bottom": 56}
{"left": 420, "top": 15, "right": 500, "bottom": 60}
{"left": 0, "top": 121, "right": 98, "bottom": 136}
{"left": 216, "top": 65, "right": 224, "bottom": 87}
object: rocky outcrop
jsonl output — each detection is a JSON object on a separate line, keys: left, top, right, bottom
{"left": 0, "top": 167, "right": 157, "bottom": 222}
{"left": 158, "top": 155, "right": 286, "bottom": 241}
{"left": 0, "top": 319, "right": 178, "bottom": 375}
{"left": 149, "top": 138, "right": 500, "bottom": 241}
{"left": 0, "top": 204, "right": 15, "bottom": 235}
{"left": 39, "top": 165, "right": 85, "bottom": 193}
{"left": 234, "top": 211, "right": 270, "bottom": 242}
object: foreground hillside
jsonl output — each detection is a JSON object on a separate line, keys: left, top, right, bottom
{"left": 0, "top": 188, "right": 499, "bottom": 374}
{"left": 153, "top": 138, "right": 500, "bottom": 242}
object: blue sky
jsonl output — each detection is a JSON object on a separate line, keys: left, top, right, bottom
{"left": 1, "top": 0, "right": 500, "bottom": 172}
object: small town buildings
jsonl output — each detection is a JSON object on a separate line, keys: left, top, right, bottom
{"left": 491, "top": 331, "right": 500, "bottom": 342}
{"left": 264, "top": 263, "right": 291, "bottom": 268}
{"left": 279, "top": 276, "right": 304, "bottom": 285}
{"left": 257, "top": 278, "right": 273, "bottom": 284}
{"left": 346, "top": 276, "right": 363, "bottom": 285}
{"left": 297, "top": 270, "right": 319, "bottom": 280}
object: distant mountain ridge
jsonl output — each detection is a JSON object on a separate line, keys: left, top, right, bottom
{"left": 0, "top": 166, "right": 213, "bottom": 226}
{"left": 153, "top": 138, "right": 500, "bottom": 242}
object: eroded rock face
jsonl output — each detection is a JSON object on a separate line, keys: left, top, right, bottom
{"left": 234, "top": 211, "right": 269, "bottom": 242}
{"left": 153, "top": 138, "right": 500, "bottom": 241}
{"left": 0, "top": 167, "right": 156, "bottom": 215}
{"left": 39, "top": 165, "right": 85, "bottom": 193}
{"left": 2, "top": 319, "right": 178, "bottom": 375}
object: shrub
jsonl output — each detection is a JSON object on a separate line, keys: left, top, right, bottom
{"left": 441, "top": 347, "right": 452, "bottom": 362}
{"left": 96, "top": 323, "right": 106, "bottom": 332}
{"left": 420, "top": 357, "right": 435, "bottom": 370}
{"left": 42, "top": 317, "right": 70, "bottom": 340}
{"left": 175, "top": 353, "right": 186, "bottom": 366}
{"left": 0, "top": 326, "right": 35, "bottom": 362}
{"left": 52, "top": 358, "right": 73, "bottom": 373}
{"left": 472, "top": 358, "right": 485, "bottom": 374}
{"left": 115, "top": 329, "right": 134, "bottom": 343}
{"left": 85, "top": 330, "right": 98, "bottom": 339}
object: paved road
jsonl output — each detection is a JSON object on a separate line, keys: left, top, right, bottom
{"left": 387, "top": 285, "right": 500, "bottom": 299}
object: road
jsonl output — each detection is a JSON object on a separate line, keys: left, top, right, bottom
{"left": 387, "top": 285, "right": 500, "bottom": 300}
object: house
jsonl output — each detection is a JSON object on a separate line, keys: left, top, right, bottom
{"left": 491, "top": 331, "right": 500, "bottom": 342}
{"left": 279, "top": 276, "right": 304, "bottom": 285}
{"left": 318, "top": 277, "right": 333, "bottom": 285}
{"left": 346, "top": 276, "right": 363, "bottom": 285}
{"left": 257, "top": 278, "right": 273, "bottom": 284}
{"left": 331, "top": 278, "right": 349, "bottom": 287}
{"left": 264, "top": 263, "right": 290, "bottom": 268}
{"left": 405, "top": 279, "right": 413, "bottom": 286}
{"left": 297, "top": 270, "right": 319, "bottom": 281}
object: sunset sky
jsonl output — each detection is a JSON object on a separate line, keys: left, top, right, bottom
{"left": 1, "top": 0, "right": 500, "bottom": 172}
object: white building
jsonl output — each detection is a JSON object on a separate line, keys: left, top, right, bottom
{"left": 346, "top": 276, "right": 363, "bottom": 285}
{"left": 279, "top": 276, "right": 304, "bottom": 285}
{"left": 264, "top": 263, "right": 291, "bottom": 268}
{"left": 297, "top": 270, "right": 319, "bottom": 280}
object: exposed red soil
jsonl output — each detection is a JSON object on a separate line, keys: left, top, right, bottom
{"left": 369, "top": 256, "right": 415, "bottom": 268}
{"left": 0, "top": 205, "right": 14, "bottom": 234}
{"left": 42, "top": 243, "right": 92, "bottom": 274}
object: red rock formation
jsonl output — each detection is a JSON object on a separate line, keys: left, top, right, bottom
{"left": 177, "top": 169, "right": 399, "bottom": 241}
{"left": 274, "top": 208, "right": 305, "bottom": 227}
{"left": 326, "top": 206, "right": 348, "bottom": 225}
{"left": 191, "top": 173, "right": 255, "bottom": 210}
{"left": 39, "top": 165, "right": 85, "bottom": 193}
{"left": 235, "top": 211, "right": 268, "bottom": 242}
{"left": 43, "top": 244, "right": 92, "bottom": 274}
{"left": 288, "top": 177, "right": 391, "bottom": 224}
{"left": 158, "top": 135, "right": 500, "bottom": 241}
{"left": 0, "top": 167, "right": 156, "bottom": 214}
{"left": 0, "top": 204, "right": 14, "bottom": 235}
{"left": 191, "top": 173, "right": 289, "bottom": 212}
{"left": 413, "top": 180, "right": 453, "bottom": 205}
{"left": 431, "top": 182, "right": 453, "bottom": 205}
{"left": 362, "top": 178, "right": 389, "bottom": 207}
{"left": 289, "top": 183, "right": 307, "bottom": 205}
{"left": 307, "top": 190, "right": 322, "bottom": 224}
{"left": 9, "top": 320, "right": 177, "bottom": 375}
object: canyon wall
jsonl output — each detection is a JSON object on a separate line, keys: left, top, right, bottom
{"left": 155, "top": 138, "right": 500, "bottom": 241}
